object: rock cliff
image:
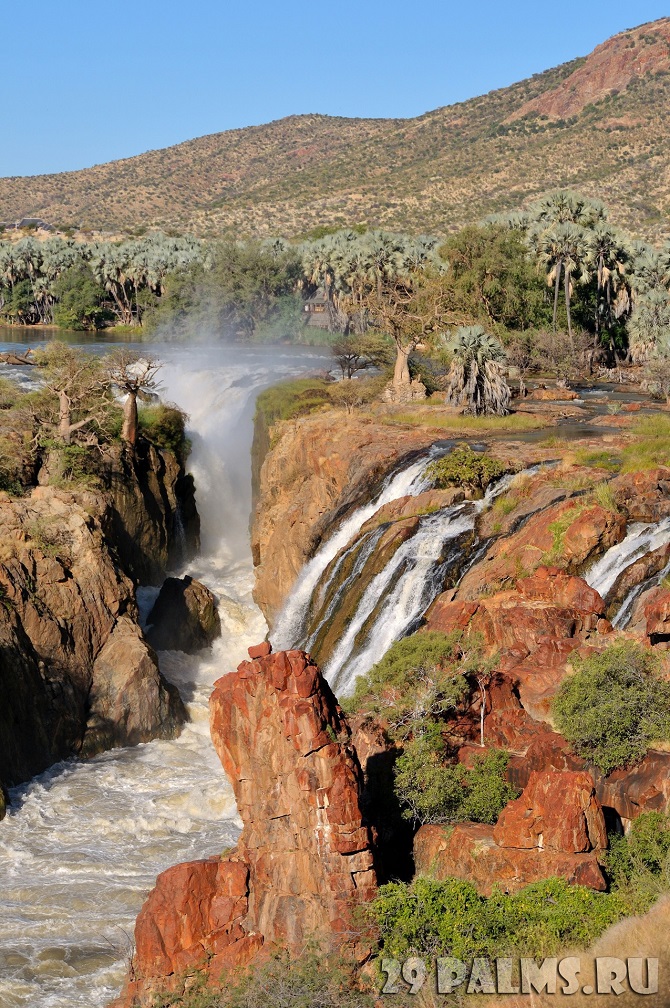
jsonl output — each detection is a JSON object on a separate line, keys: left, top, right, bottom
{"left": 251, "top": 412, "right": 441, "bottom": 621}
{"left": 112, "top": 647, "right": 376, "bottom": 1006}
{"left": 0, "top": 439, "right": 196, "bottom": 797}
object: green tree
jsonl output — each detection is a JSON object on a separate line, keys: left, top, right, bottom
{"left": 52, "top": 264, "right": 109, "bottom": 330}
{"left": 553, "top": 641, "right": 670, "bottom": 774}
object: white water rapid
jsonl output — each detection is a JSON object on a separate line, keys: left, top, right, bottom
{"left": 584, "top": 516, "right": 670, "bottom": 604}
{"left": 0, "top": 344, "right": 329, "bottom": 1008}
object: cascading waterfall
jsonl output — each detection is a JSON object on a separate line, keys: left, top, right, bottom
{"left": 584, "top": 516, "right": 670, "bottom": 606}
{"left": 0, "top": 344, "right": 331, "bottom": 1008}
{"left": 270, "top": 453, "right": 436, "bottom": 650}
{"left": 293, "top": 470, "right": 518, "bottom": 697}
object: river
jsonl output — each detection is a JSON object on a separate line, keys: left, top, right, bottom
{"left": 0, "top": 337, "right": 330, "bottom": 1008}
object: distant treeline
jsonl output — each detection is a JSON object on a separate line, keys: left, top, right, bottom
{"left": 1, "top": 193, "right": 669, "bottom": 373}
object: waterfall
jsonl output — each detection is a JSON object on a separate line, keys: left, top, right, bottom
{"left": 584, "top": 517, "right": 670, "bottom": 603}
{"left": 270, "top": 453, "right": 436, "bottom": 650}
{"left": 0, "top": 343, "right": 332, "bottom": 1008}
{"left": 317, "top": 471, "right": 517, "bottom": 697}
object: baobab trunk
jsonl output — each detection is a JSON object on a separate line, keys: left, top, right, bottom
{"left": 121, "top": 390, "right": 138, "bottom": 446}
{"left": 393, "top": 343, "right": 411, "bottom": 387}
{"left": 59, "top": 391, "right": 72, "bottom": 444}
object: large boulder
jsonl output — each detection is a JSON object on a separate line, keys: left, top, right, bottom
{"left": 146, "top": 575, "right": 221, "bottom": 653}
{"left": 414, "top": 822, "right": 607, "bottom": 896}
{"left": 597, "top": 751, "right": 670, "bottom": 825}
{"left": 113, "top": 649, "right": 377, "bottom": 1006}
{"left": 493, "top": 769, "right": 607, "bottom": 853}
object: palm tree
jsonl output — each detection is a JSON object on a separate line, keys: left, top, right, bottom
{"left": 444, "top": 325, "right": 510, "bottom": 416}
{"left": 535, "top": 222, "right": 589, "bottom": 344}
{"left": 627, "top": 289, "right": 670, "bottom": 363}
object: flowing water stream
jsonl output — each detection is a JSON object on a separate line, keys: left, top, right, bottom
{"left": 584, "top": 517, "right": 670, "bottom": 608}
{"left": 0, "top": 343, "right": 329, "bottom": 1008}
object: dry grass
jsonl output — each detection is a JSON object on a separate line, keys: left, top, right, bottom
{"left": 381, "top": 410, "right": 548, "bottom": 434}
{"left": 2, "top": 27, "right": 670, "bottom": 239}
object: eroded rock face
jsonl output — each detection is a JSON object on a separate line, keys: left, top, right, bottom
{"left": 428, "top": 568, "right": 610, "bottom": 720}
{"left": 115, "top": 648, "right": 376, "bottom": 1006}
{"left": 251, "top": 412, "right": 442, "bottom": 622}
{"left": 414, "top": 769, "right": 607, "bottom": 896}
{"left": 414, "top": 822, "right": 607, "bottom": 896}
{"left": 493, "top": 770, "right": 607, "bottom": 853}
{"left": 146, "top": 575, "right": 221, "bottom": 653}
{"left": 0, "top": 479, "right": 186, "bottom": 793}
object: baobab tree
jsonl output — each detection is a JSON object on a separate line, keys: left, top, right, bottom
{"left": 33, "top": 341, "right": 112, "bottom": 444}
{"left": 104, "top": 349, "right": 162, "bottom": 446}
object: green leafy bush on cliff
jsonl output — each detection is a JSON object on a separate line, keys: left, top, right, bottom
{"left": 606, "top": 812, "right": 670, "bottom": 903}
{"left": 553, "top": 641, "right": 670, "bottom": 774}
{"left": 342, "top": 631, "right": 468, "bottom": 737}
{"left": 370, "top": 876, "right": 628, "bottom": 961}
{"left": 394, "top": 735, "right": 518, "bottom": 825}
{"left": 425, "top": 445, "right": 507, "bottom": 492}
{"left": 138, "top": 403, "right": 190, "bottom": 464}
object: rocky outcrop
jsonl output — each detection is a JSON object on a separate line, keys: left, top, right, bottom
{"left": 428, "top": 568, "right": 611, "bottom": 720}
{"left": 414, "top": 822, "right": 607, "bottom": 895}
{"left": 0, "top": 477, "right": 186, "bottom": 795}
{"left": 597, "top": 751, "right": 670, "bottom": 826}
{"left": 507, "top": 18, "right": 670, "bottom": 122}
{"left": 455, "top": 498, "right": 626, "bottom": 599}
{"left": 414, "top": 769, "right": 608, "bottom": 895}
{"left": 146, "top": 575, "right": 221, "bottom": 652}
{"left": 96, "top": 440, "right": 200, "bottom": 584}
{"left": 114, "top": 648, "right": 376, "bottom": 1006}
{"left": 251, "top": 412, "right": 442, "bottom": 622}
{"left": 611, "top": 467, "right": 670, "bottom": 523}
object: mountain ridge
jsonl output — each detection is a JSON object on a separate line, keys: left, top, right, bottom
{"left": 2, "top": 19, "right": 670, "bottom": 239}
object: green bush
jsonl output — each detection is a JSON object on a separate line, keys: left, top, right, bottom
{"left": 370, "top": 876, "right": 628, "bottom": 961}
{"left": 553, "top": 641, "right": 670, "bottom": 774}
{"left": 606, "top": 812, "right": 670, "bottom": 895}
{"left": 425, "top": 445, "right": 506, "bottom": 492}
{"left": 342, "top": 631, "right": 468, "bottom": 737}
{"left": 394, "top": 739, "right": 518, "bottom": 825}
{"left": 138, "top": 403, "right": 190, "bottom": 464}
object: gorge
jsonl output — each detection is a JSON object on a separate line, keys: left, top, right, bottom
{"left": 3, "top": 339, "right": 670, "bottom": 1007}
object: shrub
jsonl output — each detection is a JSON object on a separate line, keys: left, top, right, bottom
{"left": 151, "top": 948, "right": 375, "bottom": 1008}
{"left": 342, "top": 631, "right": 468, "bottom": 737}
{"left": 606, "top": 812, "right": 670, "bottom": 895}
{"left": 138, "top": 403, "right": 190, "bottom": 463}
{"left": 553, "top": 641, "right": 670, "bottom": 774}
{"left": 394, "top": 739, "right": 518, "bottom": 825}
{"left": 425, "top": 445, "right": 506, "bottom": 492}
{"left": 370, "top": 875, "right": 627, "bottom": 961}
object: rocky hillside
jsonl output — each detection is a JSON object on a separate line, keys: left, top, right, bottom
{"left": 2, "top": 19, "right": 670, "bottom": 239}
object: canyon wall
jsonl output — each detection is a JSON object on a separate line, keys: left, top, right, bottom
{"left": 0, "top": 439, "right": 198, "bottom": 806}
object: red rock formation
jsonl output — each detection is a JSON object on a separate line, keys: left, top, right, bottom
{"left": 493, "top": 770, "right": 607, "bottom": 853}
{"left": 414, "top": 770, "right": 608, "bottom": 895}
{"left": 414, "top": 823, "right": 607, "bottom": 896}
{"left": 454, "top": 500, "right": 626, "bottom": 599}
{"left": 506, "top": 19, "right": 670, "bottom": 122}
{"left": 611, "top": 467, "right": 670, "bottom": 522}
{"left": 428, "top": 569, "right": 610, "bottom": 720}
{"left": 597, "top": 751, "right": 670, "bottom": 825}
{"left": 113, "top": 649, "right": 376, "bottom": 1006}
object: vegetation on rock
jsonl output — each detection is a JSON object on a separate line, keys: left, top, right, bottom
{"left": 425, "top": 445, "right": 506, "bottom": 492}
{"left": 553, "top": 641, "right": 670, "bottom": 773}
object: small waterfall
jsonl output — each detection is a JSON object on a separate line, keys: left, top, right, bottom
{"left": 613, "top": 550, "right": 670, "bottom": 629}
{"left": 325, "top": 505, "right": 475, "bottom": 694}
{"left": 319, "top": 472, "right": 517, "bottom": 697}
{"left": 585, "top": 517, "right": 670, "bottom": 603}
{"left": 270, "top": 454, "right": 435, "bottom": 650}
{"left": 172, "top": 502, "right": 187, "bottom": 565}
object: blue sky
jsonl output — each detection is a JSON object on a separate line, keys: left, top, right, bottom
{"left": 2, "top": 0, "right": 668, "bottom": 178}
